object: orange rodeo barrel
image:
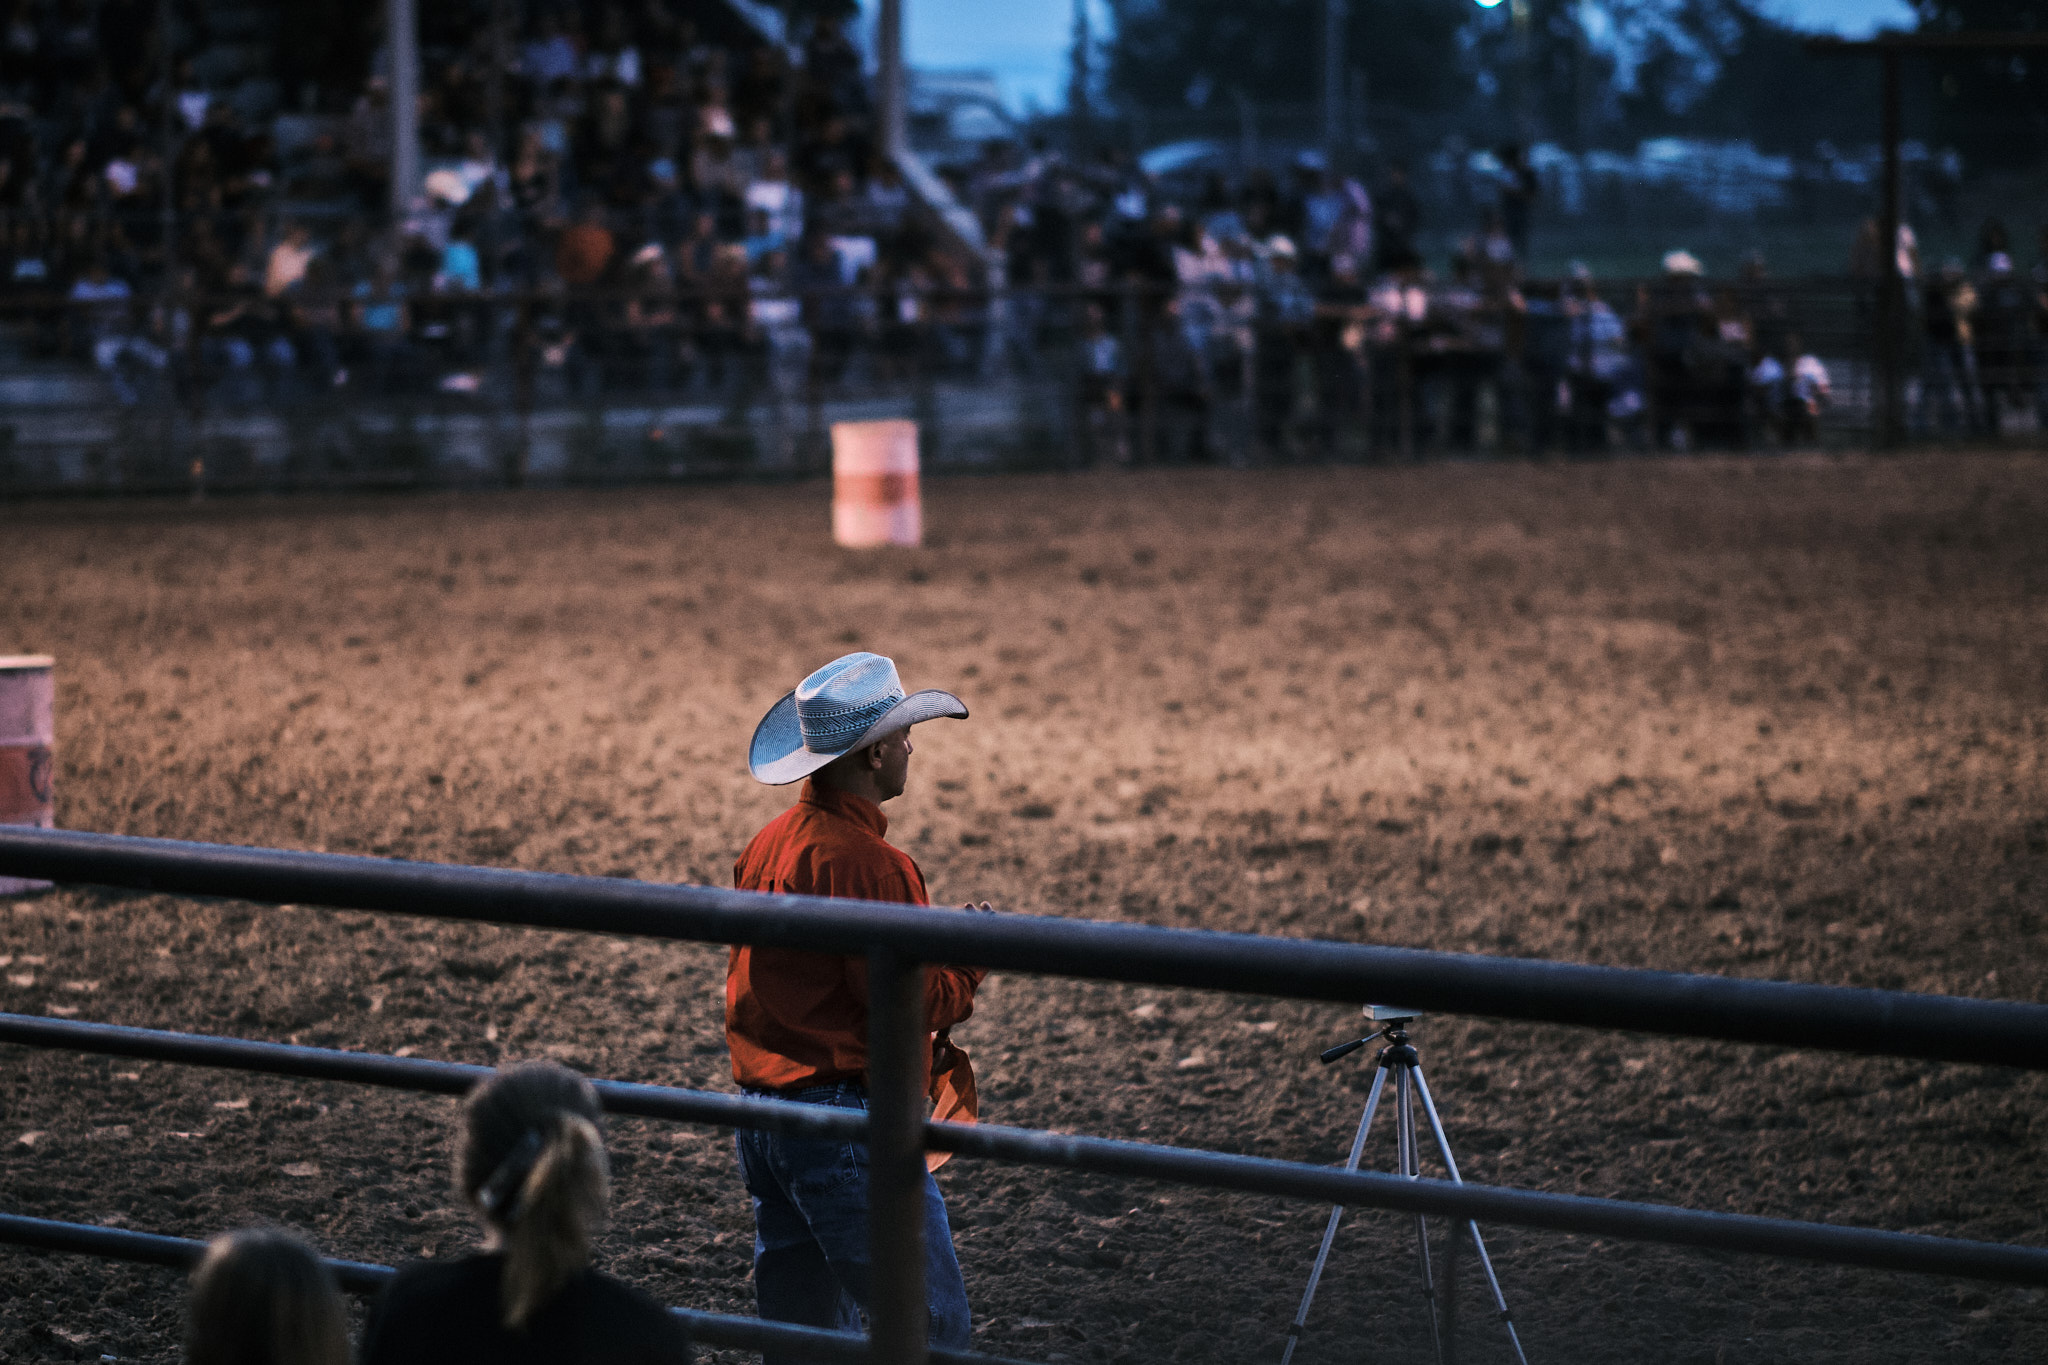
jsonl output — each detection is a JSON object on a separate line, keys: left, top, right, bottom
{"left": 0, "top": 655, "right": 54, "bottom": 896}
{"left": 831, "top": 419, "right": 921, "bottom": 548}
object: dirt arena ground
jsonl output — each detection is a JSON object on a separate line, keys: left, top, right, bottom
{"left": 2, "top": 453, "right": 2045, "bottom": 1364}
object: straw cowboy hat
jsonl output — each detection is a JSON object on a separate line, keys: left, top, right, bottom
{"left": 749, "top": 652, "right": 967, "bottom": 785}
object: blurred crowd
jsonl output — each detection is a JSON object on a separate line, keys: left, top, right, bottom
{"left": 948, "top": 145, "right": 1850, "bottom": 460}
{"left": 2, "top": 0, "right": 969, "bottom": 407}
{"left": 5, "top": 0, "right": 2048, "bottom": 455}
{"left": 1879, "top": 216, "right": 2048, "bottom": 438}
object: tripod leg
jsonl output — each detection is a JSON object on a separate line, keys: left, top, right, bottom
{"left": 1440, "top": 1214, "right": 1462, "bottom": 1365}
{"left": 1412, "top": 1069, "right": 1530, "bottom": 1365}
{"left": 1399, "top": 1068, "right": 1448, "bottom": 1365}
{"left": 1279, "top": 1065, "right": 1389, "bottom": 1365}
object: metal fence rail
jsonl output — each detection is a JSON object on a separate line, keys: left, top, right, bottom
{"left": 7, "top": 271, "right": 2035, "bottom": 497}
{"left": 7, "top": 1011, "right": 2047, "bottom": 1289}
{"left": 2, "top": 828, "right": 2043, "bottom": 1069}
{"left": 0, "top": 1213, "right": 1028, "bottom": 1365}
{"left": 4, "top": 825, "right": 2047, "bottom": 1363}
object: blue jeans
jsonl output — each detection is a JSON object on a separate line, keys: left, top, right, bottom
{"left": 735, "top": 1082, "right": 971, "bottom": 1360}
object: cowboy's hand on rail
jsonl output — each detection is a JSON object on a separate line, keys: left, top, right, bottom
{"left": 961, "top": 901, "right": 995, "bottom": 914}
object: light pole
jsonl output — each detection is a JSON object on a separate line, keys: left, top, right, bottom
{"left": 877, "top": 0, "right": 905, "bottom": 157}
{"left": 1322, "top": 0, "right": 1347, "bottom": 175}
{"left": 387, "top": 0, "right": 420, "bottom": 218}
{"left": 1473, "top": 0, "right": 1534, "bottom": 143}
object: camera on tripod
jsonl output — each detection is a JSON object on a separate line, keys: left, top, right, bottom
{"left": 1279, "top": 1005, "right": 1528, "bottom": 1365}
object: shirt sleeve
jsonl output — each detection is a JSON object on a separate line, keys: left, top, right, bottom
{"left": 845, "top": 955, "right": 986, "bottom": 1033}
{"left": 838, "top": 850, "right": 984, "bottom": 1031}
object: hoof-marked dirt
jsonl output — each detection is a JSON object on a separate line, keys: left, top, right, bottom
{"left": 2, "top": 453, "right": 2045, "bottom": 1363}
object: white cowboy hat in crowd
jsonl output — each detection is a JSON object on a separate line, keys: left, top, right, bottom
{"left": 1662, "top": 250, "right": 1703, "bottom": 277}
{"left": 749, "top": 652, "right": 967, "bottom": 785}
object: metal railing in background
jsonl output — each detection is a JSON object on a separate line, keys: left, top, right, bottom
{"left": 3, "top": 826, "right": 2048, "bottom": 1364}
{"left": 3, "top": 273, "right": 2035, "bottom": 499}
{"left": 5, "top": 1008, "right": 2047, "bottom": 1290}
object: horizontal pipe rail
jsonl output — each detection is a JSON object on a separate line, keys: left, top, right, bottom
{"left": 0, "top": 1012, "right": 866, "bottom": 1141}
{"left": 0, "top": 1213, "right": 1030, "bottom": 1365}
{"left": 3, "top": 827, "right": 2046, "bottom": 1070}
{"left": 8, "top": 1013, "right": 2046, "bottom": 1287}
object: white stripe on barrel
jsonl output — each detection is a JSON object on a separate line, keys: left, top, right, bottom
{"left": 0, "top": 655, "right": 53, "bottom": 896}
{"left": 831, "top": 419, "right": 921, "bottom": 549}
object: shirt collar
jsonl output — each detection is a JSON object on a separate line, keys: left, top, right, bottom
{"left": 799, "top": 778, "right": 888, "bottom": 838}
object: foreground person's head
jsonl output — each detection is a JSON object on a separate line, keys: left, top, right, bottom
{"left": 458, "top": 1062, "right": 611, "bottom": 1329}
{"left": 185, "top": 1228, "right": 348, "bottom": 1365}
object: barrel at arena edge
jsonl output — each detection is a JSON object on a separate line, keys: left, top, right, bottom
{"left": 0, "top": 655, "right": 54, "bottom": 896}
{"left": 830, "top": 419, "right": 921, "bottom": 549}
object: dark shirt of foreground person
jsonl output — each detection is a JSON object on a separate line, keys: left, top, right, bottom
{"left": 360, "top": 1061, "right": 690, "bottom": 1365}
{"left": 359, "top": 1252, "right": 690, "bottom": 1365}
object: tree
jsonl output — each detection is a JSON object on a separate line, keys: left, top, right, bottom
{"left": 1912, "top": 0, "right": 2048, "bottom": 170}
{"left": 1603, "top": 0, "right": 1878, "bottom": 151}
{"left": 1103, "top": 0, "right": 1476, "bottom": 141}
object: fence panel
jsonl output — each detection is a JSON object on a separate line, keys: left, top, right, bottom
{"left": 3, "top": 271, "right": 2035, "bottom": 498}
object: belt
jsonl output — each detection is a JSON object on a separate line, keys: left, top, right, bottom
{"left": 742, "top": 1078, "right": 868, "bottom": 1101}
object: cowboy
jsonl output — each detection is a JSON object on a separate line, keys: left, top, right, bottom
{"left": 729, "top": 652, "right": 988, "bottom": 1357}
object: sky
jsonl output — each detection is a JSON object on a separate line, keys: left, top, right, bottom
{"left": 878, "top": 0, "right": 1919, "bottom": 113}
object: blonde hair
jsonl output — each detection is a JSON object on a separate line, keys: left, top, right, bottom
{"left": 457, "top": 1062, "right": 611, "bottom": 1330}
{"left": 185, "top": 1228, "right": 349, "bottom": 1365}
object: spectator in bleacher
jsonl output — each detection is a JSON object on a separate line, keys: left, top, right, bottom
{"left": 359, "top": 1061, "right": 691, "bottom": 1365}
{"left": 1312, "top": 251, "right": 1371, "bottom": 455}
{"left": 1075, "top": 300, "right": 1128, "bottom": 465}
{"left": 620, "top": 241, "right": 681, "bottom": 391}
{"left": 672, "top": 207, "right": 719, "bottom": 286}
{"left": 520, "top": 16, "right": 582, "bottom": 90}
{"left": 1975, "top": 217, "right": 2009, "bottom": 270}
{"left": 0, "top": 4, "right": 38, "bottom": 98}
{"left": 688, "top": 114, "right": 746, "bottom": 230}
{"left": 1918, "top": 261, "right": 1979, "bottom": 435}
{"left": 343, "top": 78, "right": 393, "bottom": 210}
{"left": 1644, "top": 250, "right": 1712, "bottom": 450}
{"left": 556, "top": 203, "right": 616, "bottom": 290}
{"left": 1251, "top": 235, "right": 1312, "bottom": 460}
{"left": 185, "top": 1228, "right": 350, "bottom": 1365}
{"left": 794, "top": 227, "right": 863, "bottom": 391}
{"left": 349, "top": 260, "right": 410, "bottom": 391}
{"left": 509, "top": 125, "right": 562, "bottom": 220}
{"left": 1563, "top": 266, "right": 1641, "bottom": 452}
{"left": 1147, "top": 291, "right": 1213, "bottom": 463}
{"left": 290, "top": 254, "right": 347, "bottom": 390}
{"left": 693, "top": 239, "right": 753, "bottom": 397}
{"left": 264, "top": 223, "right": 315, "bottom": 300}
{"left": 1975, "top": 251, "right": 2034, "bottom": 430}
{"left": 69, "top": 252, "right": 160, "bottom": 402}
{"left": 800, "top": 16, "right": 867, "bottom": 124}
{"left": 1752, "top": 332, "right": 1829, "bottom": 446}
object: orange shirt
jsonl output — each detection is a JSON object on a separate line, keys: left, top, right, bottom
{"left": 728, "top": 779, "right": 986, "bottom": 1092}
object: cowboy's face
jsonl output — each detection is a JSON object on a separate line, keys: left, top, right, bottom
{"left": 870, "top": 726, "right": 914, "bottom": 801}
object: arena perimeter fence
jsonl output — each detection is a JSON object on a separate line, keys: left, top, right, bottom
{"left": 2, "top": 827, "right": 2048, "bottom": 1365}
{"left": 3, "top": 275, "right": 2036, "bottom": 499}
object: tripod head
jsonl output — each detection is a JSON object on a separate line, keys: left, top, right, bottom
{"left": 1318, "top": 1005, "right": 1422, "bottom": 1068}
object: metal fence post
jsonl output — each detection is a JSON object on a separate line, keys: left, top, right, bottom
{"left": 867, "top": 946, "right": 929, "bottom": 1365}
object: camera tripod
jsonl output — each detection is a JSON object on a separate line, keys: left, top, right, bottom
{"left": 1279, "top": 1009, "right": 1528, "bottom": 1365}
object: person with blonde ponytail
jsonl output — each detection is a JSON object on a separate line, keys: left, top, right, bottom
{"left": 359, "top": 1062, "right": 691, "bottom": 1365}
